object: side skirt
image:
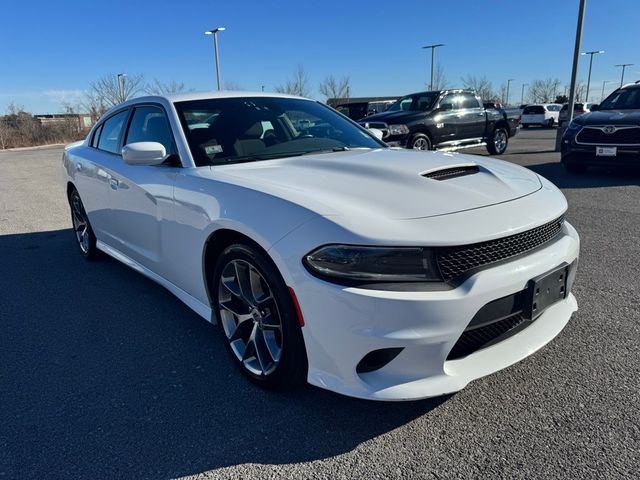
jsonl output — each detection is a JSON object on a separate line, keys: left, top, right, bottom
{"left": 96, "top": 240, "right": 215, "bottom": 324}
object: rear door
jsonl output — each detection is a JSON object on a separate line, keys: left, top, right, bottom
{"left": 457, "top": 92, "right": 486, "bottom": 140}
{"left": 76, "top": 109, "right": 131, "bottom": 240}
{"left": 104, "top": 104, "right": 181, "bottom": 271}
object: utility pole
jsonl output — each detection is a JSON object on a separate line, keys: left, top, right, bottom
{"left": 505, "top": 79, "right": 514, "bottom": 106}
{"left": 117, "top": 73, "right": 126, "bottom": 102}
{"left": 615, "top": 63, "right": 633, "bottom": 87}
{"left": 422, "top": 44, "right": 444, "bottom": 90}
{"left": 600, "top": 80, "right": 610, "bottom": 101}
{"left": 521, "top": 83, "right": 529, "bottom": 105}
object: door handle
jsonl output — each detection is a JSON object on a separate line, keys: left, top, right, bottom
{"left": 109, "top": 178, "right": 119, "bottom": 190}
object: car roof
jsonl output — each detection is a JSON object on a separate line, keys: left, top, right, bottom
{"left": 121, "top": 91, "right": 311, "bottom": 107}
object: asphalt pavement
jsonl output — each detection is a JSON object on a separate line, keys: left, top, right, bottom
{"left": 1, "top": 129, "right": 638, "bottom": 479}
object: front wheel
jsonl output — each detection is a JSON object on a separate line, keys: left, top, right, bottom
{"left": 409, "top": 133, "right": 432, "bottom": 151}
{"left": 486, "top": 127, "right": 509, "bottom": 155}
{"left": 212, "top": 243, "right": 308, "bottom": 389}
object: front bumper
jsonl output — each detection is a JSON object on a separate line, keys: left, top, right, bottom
{"left": 278, "top": 221, "right": 579, "bottom": 401}
{"left": 561, "top": 138, "right": 640, "bottom": 167}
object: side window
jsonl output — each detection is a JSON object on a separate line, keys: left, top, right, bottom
{"left": 125, "top": 106, "right": 175, "bottom": 154}
{"left": 399, "top": 98, "right": 413, "bottom": 111}
{"left": 461, "top": 93, "right": 481, "bottom": 109}
{"left": 91, "top": 123, "right": 103, "bottom": 148}
{"left": 440, "top": 94, "right": 457, "bottom": 110}
{"left": 97, "top": 110, "right": 129, "bottom": 154}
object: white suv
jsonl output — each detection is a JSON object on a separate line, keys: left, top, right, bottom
{"left": 521, "top": 104, "right": 561, "bottom": 128}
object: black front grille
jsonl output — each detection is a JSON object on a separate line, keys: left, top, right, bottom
{"left": 447, "top": 313, "right": 528, "bottom": 360}
{"left": 576, "top": 126, "right": 640, "bottom": 145}
{"left": 423, "top": 165, "right": 479, "bottom": 180}
{"left": 436, "top": 216, "right": 564, "bottom": 282}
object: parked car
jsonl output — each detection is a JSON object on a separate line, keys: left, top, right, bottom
{"left": 561, "top": 82, "right": 640, "bottom": 173}
{"left": 359, "top": 89, "right": 519, "bottom": 154}
{"left": 521, "top": 104, "right": 562, "bottom": 128}
{"left": 335, "top": 100, "right": 395, "bottom": 121}
{"left": 63, "top": 91, "right": 579, "bottom": 401}
{"left": 558, "top": 102, "right": 596, "bottom": 127}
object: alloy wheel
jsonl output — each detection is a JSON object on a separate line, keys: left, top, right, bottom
{"left": 71, "top": 193, "right": 90, "bottom": 254}
{"left": 494, "top": 130, "right": 507, "bottom": 153}
{"left": 412, "top": 137, "right": 430, "bottom": 150}
{"left": 217, "top": 259, "right": 283, "bottom": 376}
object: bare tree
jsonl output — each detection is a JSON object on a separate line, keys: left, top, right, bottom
{"left": 145, "top": 79, "right": 188, "bottom": 95}
{"left": 528, "top": 78, "right": 562, "bottom": 103}
{"left": 319, "top": 75, "right": 350, "bottom": 100}
{"left": 89, "top": 73, "right": 145, "bottom": 106}
{"left": 0, "top": 115, "right": 9, "bottom": 149}
{"left": 275, "top": 65, "right": 312, "bottom": 97}
{"left": 223, "top": 80, "right": 242, "bottom": 91}
{"left": 81, "top": 90, "right": 108, "bottom": 123}
{"left": 428, "top": 63, "right": 447, "bottom": 90}
{"left": 461, "top": 75, "right": 494, "bottom": 101}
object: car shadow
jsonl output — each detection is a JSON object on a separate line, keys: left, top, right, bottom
{"left": 0, "top": 229, "right": 447, "bottom": 479}
{"left": 523, "top": 162, "right": 640, "bottom": 189}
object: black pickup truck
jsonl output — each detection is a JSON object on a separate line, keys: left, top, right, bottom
{"left": 359, "top": 89, "right": 519, "bottom": 154}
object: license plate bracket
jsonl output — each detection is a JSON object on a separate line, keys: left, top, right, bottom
{"left": 596, "top": 146, "right": 617, "bottom": 156}
{"left": 523, "top": 263, "right": 569, "bottom": 320}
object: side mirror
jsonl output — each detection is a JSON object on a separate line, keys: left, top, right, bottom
{"left": 589, "top": 104, "right": 599, "bottom": 111}
{"left": 368, "top": 128, "right": 384, "bottom": 140}
{"left": 122, "top": 142, "right": 168, "bottom": 166}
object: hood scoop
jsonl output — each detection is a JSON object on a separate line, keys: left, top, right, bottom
{"left": 422, "top": 164, "right": 480, "bottom": 181}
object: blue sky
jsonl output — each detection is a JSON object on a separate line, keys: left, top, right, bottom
{"left": 0, "top": 0, "right": 637, "bottom": 113}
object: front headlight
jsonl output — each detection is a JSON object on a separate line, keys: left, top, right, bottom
{"left": 303, "top": 245, "right": 442, "bottom": 283}
{"left": 388, "top": 124, "right": 410, "bottom": 135}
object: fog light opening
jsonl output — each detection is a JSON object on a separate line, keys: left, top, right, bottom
{"left": 356, "top": 348, "right": 404, "bottom": 374}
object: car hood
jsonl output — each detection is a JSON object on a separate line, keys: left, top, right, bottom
{"left": 576, "top": 109, "right": 640, "bottom": 125}
{"left": 209, "top": 149, "right": 542, "bottom": 220}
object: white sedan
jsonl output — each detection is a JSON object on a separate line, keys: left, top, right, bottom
{"left": 62, "top": 92, "right": 579, "bottom": 401}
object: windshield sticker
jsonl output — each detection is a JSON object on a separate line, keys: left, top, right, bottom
{"left": 204, "top": 144, "right": 223, "bottom": 155}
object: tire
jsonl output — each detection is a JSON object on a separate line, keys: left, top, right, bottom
{"left": 409, "top": 133, "right": 432, "bottom": 151}
{"left": 68, "top": 189, "right": 100, "bottom": 260}
{"left": 211, "top": 243, "right": 308, "bottom": 389}
{"left": 547, "top": 118, "right": 555, "bottom": 128}
{"left": 522, "top": 124, "right": 529, "bottom": 129}
{"left": 486, "top": 127, "right": 509, "bottom": 155}
{"left": 563, "top": 162, "right": 587, "bottom": 174}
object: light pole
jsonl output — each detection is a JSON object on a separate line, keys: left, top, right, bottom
{"left": 600, "top": 80, "right": 611, "bottom": 101}
{"left": 422, "top": 43, "right": 444, "bottom": 90}
{"left": 521, "top": 83, "right": 529, "bottom": 105}
{"left": 117, "top": 73, "right": 126, "bottom": 102}
{"left": 581, "top": 50, "right": 604, "bottom": 102}
{"left": 615, "top": 63, "right": 633, "bottom": 87}
{"left": 505, "top": 79, "right": 514, "bottom": 106}
{"left": 205, "top": 27, "right": 226, "bottom": 90}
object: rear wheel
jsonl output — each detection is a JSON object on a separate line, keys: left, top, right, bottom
{"left": 486, "top": 127, "right": 509, "bottom": 155}
{"left": 69, "top": 189, "right": 100, "bottom": 260}
{"left": 409, "top": 133, "right": 432, "bottom": 151}
{"left": 212, "top": 243, "right": 308, "bottom": 389}
{"left": 547, "top": 118, "right": 555, "bottom": 128}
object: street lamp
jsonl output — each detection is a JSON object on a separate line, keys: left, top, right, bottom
{"left": 117, "top": 73, "right": 126, "bottom": 102}
{"left": 422, "top": 43, "right": 444, "bottom": 90}
{"left": 505, "top": 79, "right": 514, "bottom": 106}
{"left": 615, "top": 63, "right": 633, "bottom": 87}
{"left": 581, "top": 50, "right": 604, "bottom": 102}
{"left": 205, "top": 27, "right": 226, "bottom": 90}
{"left": 521, "top": 83, "right": 529, "bottom": 105}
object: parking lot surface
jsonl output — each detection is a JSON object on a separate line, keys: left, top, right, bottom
{"left": 1, "top": 129, "right": 638, "bottom": 479}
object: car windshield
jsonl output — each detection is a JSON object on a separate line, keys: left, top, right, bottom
{"left": 598, "top": 88, "right": 640, "bottom": 110}
{"left": 387, "top": 93, "right": 438, "bottom": 112}
{"left": 175, "top": 97, "right": 385, "bottom": 166}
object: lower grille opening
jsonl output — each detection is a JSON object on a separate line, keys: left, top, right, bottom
{"left": 356, "top": 347, "right": 404, "bottom": 374}
{"left": 447, "top": 313, "right": 530, "bottom": 360}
